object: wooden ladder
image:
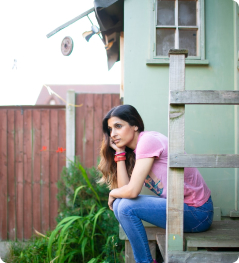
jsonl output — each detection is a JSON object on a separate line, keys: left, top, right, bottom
{"left": 165, "top": 49, "right": 239, "bottom": 263}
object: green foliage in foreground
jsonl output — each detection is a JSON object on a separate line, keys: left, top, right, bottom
{"left": 6, "top": 161, "right": 124, "bottom": 263}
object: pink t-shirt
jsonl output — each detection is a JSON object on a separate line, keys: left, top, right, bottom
{"left": 134, "top": 131, "right": 211, "bottom": 207}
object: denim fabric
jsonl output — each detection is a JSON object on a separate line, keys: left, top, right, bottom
{"left": 113, "top": 195, "right": 213, "bottom": 263}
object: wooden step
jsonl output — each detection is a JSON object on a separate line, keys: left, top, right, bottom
{"left": 184, "top": 221, "right": 239, "bottom": 251}
{"left": 167, "top": 251, "right": 239, "bottom": 263}
{"left": 156, "top": 221, "right": 239, "bottom": 261}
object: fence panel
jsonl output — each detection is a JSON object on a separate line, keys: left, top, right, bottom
{"left": 0, "top": 110, "right": 8, "bottom": 240}
{"left": 0, "top": 106, "right": 66, "bottom": 241}
{"left": 75, "top": 93, "right": 121, "bottom": 167}
{"left": 0, "top": 93, "right": 120, "bottom": 240}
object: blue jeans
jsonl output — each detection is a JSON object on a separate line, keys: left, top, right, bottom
{"left": 113, "top": 195, "right": 213, "bottom": 263}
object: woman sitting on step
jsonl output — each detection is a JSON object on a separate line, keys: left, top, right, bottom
{"left": 98, "top": 104, "right": 213, "bottom": 263}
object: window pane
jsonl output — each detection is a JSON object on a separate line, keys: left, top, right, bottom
{"left": 178, "top": 0, "right": 197, "bottom": 26}
{"left": 179, "top": 30, "right": 197, "bottom": 56}
{"left": 157, "top": 0, "right": 175, "bottom": 26}
{"left": 156, "top": 29, "right": 175, "bottom": 56}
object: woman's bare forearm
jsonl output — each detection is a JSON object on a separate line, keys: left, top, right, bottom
{"left": 117, "top": 160, "right": 130, "bottom": 187}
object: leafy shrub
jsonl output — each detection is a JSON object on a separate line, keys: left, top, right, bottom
{"left": 5, "top": 236, "right": 50, "bottom": 263}
{"left": 5, "top": 161, "right": 124, "bottom": 263}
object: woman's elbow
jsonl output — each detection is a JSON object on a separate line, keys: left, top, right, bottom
{"left": 127, "top": 187, "right": 140, "bottom": 199}
{"left": 130, "top": 192, "right": 139, "bottom": 198}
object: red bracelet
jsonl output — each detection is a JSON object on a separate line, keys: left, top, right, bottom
{"left": 115, "top": 151, "right": 126, "bottom": 156}
{"left": 114, "top": 155, "right": 126, "bottom": 162}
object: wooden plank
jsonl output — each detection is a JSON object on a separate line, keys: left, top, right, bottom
{"left": 41, "top": 110, "right": 50, "bottom": 234}
{"left": 32, "top": 110, "right": 41, "bottom": 233}
{"left": 58, "top": 109, "right": 66, "bottom": 209}
{"left": 93, "top": 94, "right": 103, "bottom": 167}
{"left": 15, "top": 110, "right": 24, "bottom": 240}
{"left": 124, "top": 240, "right": 156, "bottom": 263}
{"left": 186, "top": 237, "right": 239, "bottom": 250}
{"left": 0, "top": 106, "right": 65, "bottom": 110}
{"left": 50, "top": 109, "right": 58, "bottom": 229}
{"left": 0, "top": 110, "right": 8, "bottom": 240}
{"left": 103, "top": 94, "right": 112, "bottom": 119}
{"left": 66, "top": 90, "right": 75, "bottom": 166}
{"left": 166, "top": 53, "right": 186, "bottom": 255}
{"left": 169, "top": 154, "right": 239, "bottom": 168}
{"left": 119, "top": 225, "right": 165, "bottom": 241}
{"left": 112, "top": 93, "right": 121, "bottom": 108}
{"left": 170, "top": 90, "right": 239, "bottom": 105}
{"left": 84, "top": 94, "right": 94, "bottom": 168}
{"left": 167, "top": 251, "right": 239, "bottom": 263}
{"left": 7, "top": 110, "right": 16, "bottom": 240}
{"left": 125, "top": 240, "right": 134, "bottom": 263}
{"left": 58, "top": 109, "right": 66, "bottom": 179}
{"left": 184, "top": 221, "right": 239, "bottom": 250}
{"left": 75, "top": 94, "right": 85, "bottom": 165}
{"left": 46, "top": 7, "right": 94, "bottom": 38}
{"left": 23, "top": 109, "right": 33, "bottom": 239}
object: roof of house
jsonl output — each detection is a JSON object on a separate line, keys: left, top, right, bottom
{"left": 35, "top": 84, "right": 120, "bottom": 105}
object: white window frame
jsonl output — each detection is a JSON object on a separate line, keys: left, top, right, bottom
{"left": 147, "top": 0, "right": 209, "bottom": 65}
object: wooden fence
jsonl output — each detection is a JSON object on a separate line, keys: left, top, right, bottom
{"left": 75, "top": 93, "right": 121, "bottom": 167}
{"left": 0, "top": 106, "right": 66, "bottom": 241}
{"left": 0, "top": 94, "right": 120, "bottom": 241}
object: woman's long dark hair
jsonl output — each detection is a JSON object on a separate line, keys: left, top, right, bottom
{"left": 98, "top": 105, "right": 144, "bottom": 189}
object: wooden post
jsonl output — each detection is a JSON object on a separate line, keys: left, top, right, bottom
{"left": 66, "top": 90, "right": 75, "bottom": 167}
{"left": 166, "top": 49, "right": 188, "bottom": 262}
{"left": 125, "top": 240, "right": 156, "bottom": 263}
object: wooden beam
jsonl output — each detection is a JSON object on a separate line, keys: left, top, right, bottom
{"left": 166, "top": 50, "right": 187, "bottom": 259}
{"left": 66, "top": 90, "right": 75, "bottom": 167}
{"left": 169, "top": 154, "right": 239, "bottom": 168}
{"left": 46, "top": 7, "right": 94, "bottom": 38}
{"left": 167, "top": 251, "right": 239, "bottom": 263}
{"left": 119, "top": 225, "right": 165, "bottom": 241}
{"left": 124, "top": 240, "right": 156, "bottom": 263}
{"left": 170, "top": 90, "right": 239, "bottom": 105}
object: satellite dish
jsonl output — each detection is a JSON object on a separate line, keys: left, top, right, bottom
{"left": 61, "top": 36, "right": 73, "bottom": 56}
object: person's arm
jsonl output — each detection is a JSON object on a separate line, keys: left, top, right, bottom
{"left": 116, "top": 157, "right": 130, "bottom": 187}
{"left": 108, "top": 157, "right": 154, "bottom": 210}
{"left": 109, "top": 139, "right": 130, "bottom": 188}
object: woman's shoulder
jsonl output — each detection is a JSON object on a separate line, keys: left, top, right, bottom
{"left": 139, "top": 131, "right": 168, "bottom": 142}
{"left": 136, "top": 131, "right": 168, "bottom": 149}
{"left": 135, "top": 131, "right": 168, "bottom": 157}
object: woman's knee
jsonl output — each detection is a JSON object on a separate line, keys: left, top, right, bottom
{"left": 114, "top": 198, "right": 135, "bottom": 217}
{"left": 112, "top": 198, "right": 122, "bottom": 221}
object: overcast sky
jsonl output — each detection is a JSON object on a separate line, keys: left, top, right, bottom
{"left": 0, "top": 1, "right": 121, "bottom": 105}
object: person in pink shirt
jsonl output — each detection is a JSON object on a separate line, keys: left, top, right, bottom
{"left": 98, "top": 105, "right": 213, "bottom": 263}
